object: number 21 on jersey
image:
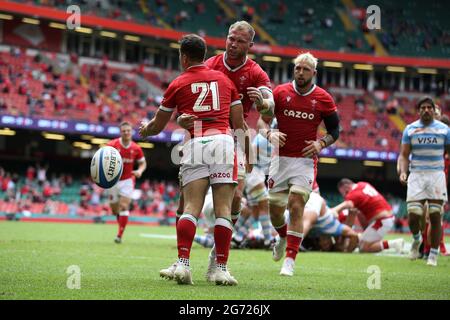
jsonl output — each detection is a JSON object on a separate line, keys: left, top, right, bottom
{"left": 192, "top": 81, "right": 219, "bottom": 112}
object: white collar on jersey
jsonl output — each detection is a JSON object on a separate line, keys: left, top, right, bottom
{"left": 292, "top": 81, "right": 316, "bottom": 96}
{"left": 186, "top": 63, "right": 206, "bottom": 70}
{"left": 223, "top": 53, "right": 248, "bottom": 72}
{"left": 120, "top": 138, "right": 131, "bottom": 149}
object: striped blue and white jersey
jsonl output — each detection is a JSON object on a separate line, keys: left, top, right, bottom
{"left": 254, "top": 118, "right": 278, "bottom": 173}
{"left": 254, "top": 134, "right": 271, "bottom": 172}
{"left": 401, "top": 119, "right": 450, "bottom": 172}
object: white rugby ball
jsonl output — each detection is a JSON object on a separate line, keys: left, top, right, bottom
{"left": 90, "top": 146, "right": 123, "bottom": 189}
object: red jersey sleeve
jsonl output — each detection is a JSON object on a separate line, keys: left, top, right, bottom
{"left": 273, "top": 85, "right": 282, "bottom": 109}
{"left": 228, "top": 78, "right": 241, "bottom": 107}
{"left": 253, "top": 65, "right": 272, "bottom": 91}
{"left": 135, "top": 145, "right": 145, "bottom": 162}
{"left": 345, "top": 190, "right": 360, "bottom": 205}
{"left": 160, "top": 79, "right": 179, "bottom": 113}
{"left": 320, "top": 91, "right": 338, "bottom": 117}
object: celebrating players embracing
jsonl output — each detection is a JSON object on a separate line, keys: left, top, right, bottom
{"left": 139, "top": 34, "right": 250, "bottom": 285}
{"left": 176, "top": 21, "right": 274, "bottom": 276}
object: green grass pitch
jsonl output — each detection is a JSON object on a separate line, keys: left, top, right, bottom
{"left": 0, "top": 221, "right": 449, "bottom": 300}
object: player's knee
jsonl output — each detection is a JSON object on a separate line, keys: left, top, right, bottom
{"left": 289, "top": 185, "right": 311, "bottom": 205}
{"left": 428, "top": 203, "right": 443, "bottom": 217}
{"left": 249, "top": 186, "right": 268, "bottom": 205}
{"left": 268, "top": 192, "right": 288, "bottom": 208}
{"left": 407, "top": 202, "right": 424, "bottom": 216}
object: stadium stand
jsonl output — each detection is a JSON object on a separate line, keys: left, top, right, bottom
{"left": 0, "top": 165, "right": 180, "bottom": 219}
{"left": 4, "top": 48, "right": 445, "bottom": 151}
{"left": 7, "top": 0, "right": 450, "bottom": 58}
{"left": 354, "top": 0, "right": 450, "bottom": 58}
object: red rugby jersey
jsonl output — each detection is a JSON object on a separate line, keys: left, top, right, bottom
{"left": 205, "top": 53, "right": 271, "bottom": 119}
{"left": 273, "top": 82, "right": 337, "bottom": 157}
{"left": 160, "top": 64, "right": 241, "bottom": 137}
{"left": 345, "top": 182, "right": 392, "bottom": 223}
{"left": 107, "top": 138, "right": 144, "bottom": 181}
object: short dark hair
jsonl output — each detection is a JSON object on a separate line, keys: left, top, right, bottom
{"left": 120, "top": 121, "right": 132, "bottom": 128}
{"left": 179, "top": 34, "right": 206, "bottom": 62}
{"left": 337, "top": 178, "right": 354, "bottom": 189}
{"left": 416, "top": 96, "right": 435, "bottom": 110}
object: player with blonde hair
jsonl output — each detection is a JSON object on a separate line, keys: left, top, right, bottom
{"left": 258, "top": 52, "right": 340, "bottom": 276}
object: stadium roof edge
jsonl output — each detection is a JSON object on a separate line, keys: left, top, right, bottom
{"left": 1, "top": 0, "right": 449, "bottom": 69}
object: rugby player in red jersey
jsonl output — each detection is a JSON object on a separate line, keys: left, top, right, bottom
{"left": 175, "top": 21, "right": 274, "bottom": 279}
{"left": 257, "top": 52, "right": 340, "bottom": 276}
{"left": 139, "top": 34, "right": 250, "bottom": 286}
{"left": 107, "top": 122, "right": 146, "bottom": 244}
{"left": 332, "top": 179, "right": 404, "bottom": 254}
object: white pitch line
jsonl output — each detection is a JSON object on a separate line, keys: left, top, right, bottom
{"left": 139, "top": 233, "right": 176, "bottom": 240}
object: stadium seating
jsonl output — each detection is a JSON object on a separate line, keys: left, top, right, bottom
{"left": 354, "top": 0, "right": 450, "bottom": 58}
{"left": 10, "top": 0, "right": 449, "bottom": 58}
{"left": 1, "top": 49, "right": 435, "bottom": 151}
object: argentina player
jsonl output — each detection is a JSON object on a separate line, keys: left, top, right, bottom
{"left": 398, "top": 96, "right": 450, "bottom": 266}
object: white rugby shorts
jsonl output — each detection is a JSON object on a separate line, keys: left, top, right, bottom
{"left": 407, "top": 171, "right": 447, "bottom": 202}
{"left": 180, "top": 134, "right": 237, "bottom": 186}
{"left": 108, "top": 178, "right": 134, "bottom": 203}
{"left": 360, "top": 216, "right": 394, "bottom": 243}
{"left": 268, "top": 156, "right": 314, "bottom": 194}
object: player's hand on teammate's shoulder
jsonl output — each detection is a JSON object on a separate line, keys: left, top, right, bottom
{"left": 302, "top": 140, "right": 322, "bottom": 158}
{"left": 177, "top": 113, "right": 198, "bottom": 130}
{"left": 399, "top": 172, "right": 408, "bottom": 186}
{"left": 267, "top": 131, "right": 287, "bottom": 148}
{"left": 245, "top": 162, "right": 253, "bottom": 174}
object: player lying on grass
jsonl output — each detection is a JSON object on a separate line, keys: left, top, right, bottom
{"left": 332, "top": 179, "right": 404, "bottom": 254}
{"left": 300, "top": 233, "right": 359, "bottom": 252}
{"left": 300, "top": 191, "right": 359, "bottom": 252}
